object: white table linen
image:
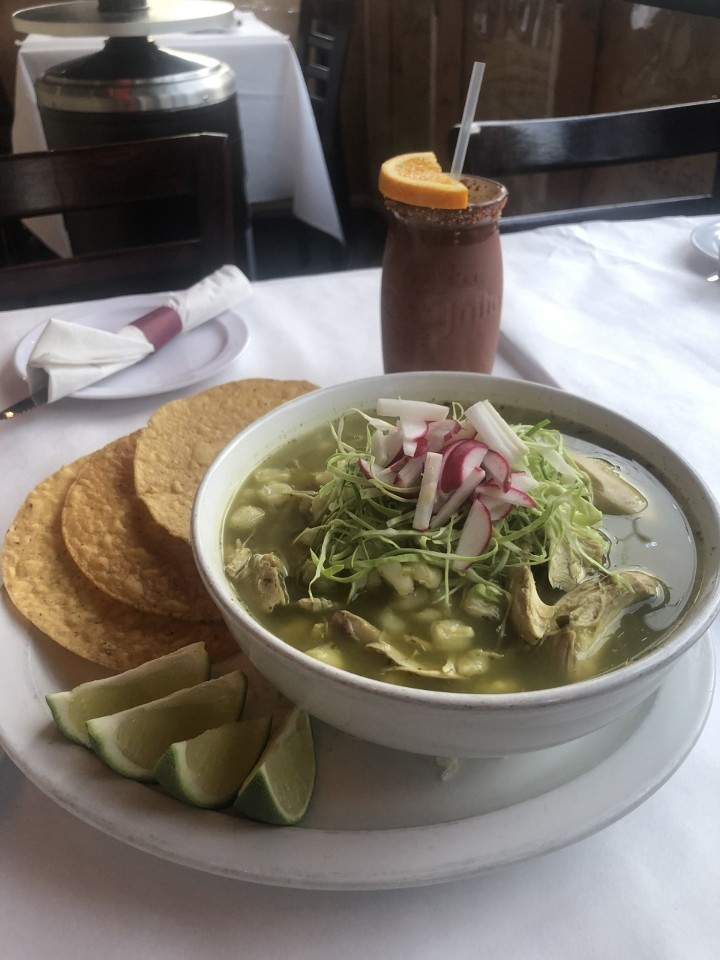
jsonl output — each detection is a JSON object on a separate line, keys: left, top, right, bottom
{"left": 11, "top": 11, "right": 343, "bottom": 255}
{"left": 0, "top": 214, "right": 719, "bottom": 959}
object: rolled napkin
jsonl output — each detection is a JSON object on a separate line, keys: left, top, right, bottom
{"left": 27, "top": 265, "right": 252, "bottom": 403}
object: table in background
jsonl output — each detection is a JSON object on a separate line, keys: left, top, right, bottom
{"left": 11, "top": 11, "right": 343, "bottom": 256}
{"left": 0, "top": 215, "right": 719, "bottom": 960}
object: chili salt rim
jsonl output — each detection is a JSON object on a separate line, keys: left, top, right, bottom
{"left": 383, "top": 175, "right": 507, "bottom": 226}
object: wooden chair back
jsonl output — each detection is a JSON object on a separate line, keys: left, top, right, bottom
{"left": 296, "top": 0, "right": 355, "bottom": 237}
{"left": 0, "top": 133, "right": 236, "bottom": 308}
{"left": 617, "top": 0, "right": 719, "bottom": 14}
{"left": 449, "top": 100, "right": 720, "bottom": 231}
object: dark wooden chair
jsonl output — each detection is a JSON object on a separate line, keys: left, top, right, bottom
{"left": 296, "top": 0, "right": 355, "bottom": 240}
{"left": 0, "top": 133, "right": 237, "bottom": 309}
{"left": 617, "top": 0, "right": 719, "bottom": 15}
{"left": 449, "top": 99, "right": 720, "bottom": 232}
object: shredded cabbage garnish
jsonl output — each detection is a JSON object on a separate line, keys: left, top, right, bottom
{"left": 295, "top": 403, "right": 608, "bottom": 609}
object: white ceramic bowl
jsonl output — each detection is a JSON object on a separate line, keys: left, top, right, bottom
{"left": 192, "top": 373, "right": 720, "bottom": 757}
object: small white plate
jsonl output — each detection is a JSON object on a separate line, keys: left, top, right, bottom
{"left": 0, "top": 586, "right": 714, "bottom": 890}
{"left": 690, "top": 220, "right": 720, "bottom": 261}
{"left": 13, "top": 294, "right": 250, "bottom": 400}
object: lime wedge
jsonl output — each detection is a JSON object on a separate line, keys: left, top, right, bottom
{"left": 232, "top": 708, "right": 315, "bottom": 825}
{"left": 46, "top": 642, "right": 211, "bottom": 747}
{"left": 155, "top": 715, "right": 272, "bottom": 809}
{"left": 87, "top": 670, "right": 247, "bottom": 782}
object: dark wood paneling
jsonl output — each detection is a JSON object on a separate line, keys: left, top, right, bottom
{"left": 5, "top": 0, "right": 720, "bottom": 219}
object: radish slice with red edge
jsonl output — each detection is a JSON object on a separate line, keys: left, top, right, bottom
{"left": 508, "top": 470, "right": 538, "bottom": 493}
{"left": 453, "top": 499, "right": 493, "bottom": 569}
{"left": 426, "top": 419, "right": 462, "bottom": 451}
{"left": 481, "top": 484, "right": 538, "bottom": 509}
{"left": 413, "top": 437, "right": 429, "bottom": 458}
{"left": 439, "top": 439, "right": 489, "bottom": 493}
{"left": 358, "top": 458, "right": 373, "bottom": 480}
{"left": 430, "top": 465, "right": 486, "bottom": 528}
{"left": 400, "top": 418, "right": 428, "bottom": 456}
{"left": 476, "top": 494, "right": 514, "bottom": 521}
{"left": 395, "top": 455, "right": 425, "bottom": 488}
{"left": 359, "top": 459, "right": 397, "bottom": 484}
{"left": 454, "top": 420, "right": 478, "bottom": 441}
{"left": 482, "top": 449, "right": 512, "bottom": 491}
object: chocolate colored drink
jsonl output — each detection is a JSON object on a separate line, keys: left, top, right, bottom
{"left": 381, "top": 176, "right": 508, "bottom": 373}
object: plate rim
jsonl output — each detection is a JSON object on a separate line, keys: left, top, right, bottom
{"left": 690, "top": 220, "right": 720, "bottom": 261}
{"left": 0, "top": 592, "right": 714, "bottom": 891}
{"left": 12, "top": 293, "right": 250, "bottom": 400}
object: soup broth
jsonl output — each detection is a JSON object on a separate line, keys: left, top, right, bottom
{"left": 222, "top": 410, "right": 696, "bottom": 694}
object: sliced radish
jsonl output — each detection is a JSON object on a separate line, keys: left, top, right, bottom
{"left": 430, "top": 465, "right": 486, "bottom": 528}
{"left": 439, "top": 439, "right": 489, "bottom": 493}
{"left": 438, "top": 437, "right": 467, "bottom": 460}
{"left": 395, "top": 455, "right": 425, "bottom": 488}
{"left": 453, "top": 499, "right": 493, "bottom": 570}
{"left": 504, "top": 486, "right": 538, "bottom": 509}
{"left": 434, "top": 439, "right": 466, "bottom": 490}
{"left": 412, "top": 437, "right": 429, "bottom": 458}
{"left": 412, "top": 451, "right": 443, "bottom": 531}
{"left": 482, "top": 448, "right": 512, "bottom": 491}
{"left": 482, "top": 483, "right": 538, "bottom": 509}
{"left": 508, "top": 470, "right": 538, "bottom": 493}
{"left": 388, "top": 453, "right": 409, "bottom": 472}
{"left": 359, "top": 399, "right": 535, "bottom": 545}
{"left": 370, "top": 425, "right": 403, "bottom": 467}
{"left": 358, "top": 458, "right": 373, "bottom": 480}
{"left": 359, "top": 458, "right": 396, "bottom": 484}
{"left": 454, "top": 419, "right": 478, "bottom": 441}
{"left": 400, "top": 417, "right": 428, "bottom": 456}
{"left": 476, "top": 493, "right": 514, "bottom": 521}
{"left": 426, "top": 418, "right": 462, "bottom": 451}
{"left": 377, "top": 398, "right": 450, "bottom": 421}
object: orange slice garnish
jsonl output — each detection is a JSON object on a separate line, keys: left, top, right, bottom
{"left": 378, "top": 152, "right": 468, "bottom": 210}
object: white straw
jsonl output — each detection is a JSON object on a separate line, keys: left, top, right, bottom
{"left": 450, "top": 61, "right": 486, "bottom": 176}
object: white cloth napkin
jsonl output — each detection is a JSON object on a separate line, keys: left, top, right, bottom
{"left": 27, "top": 265, "right": 252, "bottom": 402}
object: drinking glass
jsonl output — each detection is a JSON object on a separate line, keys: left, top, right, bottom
{"left": 380, "top": 176, "right": 508, "bottom": 373}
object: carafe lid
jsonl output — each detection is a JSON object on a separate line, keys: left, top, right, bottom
{"left": 12, "top": 0, "right": 234, "bottom": 38}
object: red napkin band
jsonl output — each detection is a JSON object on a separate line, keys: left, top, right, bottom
{"left": 130, "top": 306, "right": 183, "bottom": 349}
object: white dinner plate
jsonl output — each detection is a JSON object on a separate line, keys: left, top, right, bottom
{"left": 13, "top": 294, "right": 250, "bottom": 400}
{"left": 0, "top": 589, "right": 714, "bottom": 891}
{"left": 690, "top": 220, "right": 720, "bottom": 261}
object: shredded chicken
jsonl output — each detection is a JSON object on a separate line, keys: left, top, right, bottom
{"left": 245, "top": 552, "right": 289, "bottom": 612}
{"left": 507, "top": 566, "right": 553, "bottom": 645}
{"left": 224, "top": 540, "right": 252, "bottom": 580}
{"left": 548, "top": 569, "right": 661, "bottom": 674}
{"left": 547, "top": 525, "right": 608, "bottom": 592}
{"left": 329, "top": 610, "right": 500, "bottom": 682}
{"left": 572, "top": 454, "right": 648, "bottom": 516}
{"left": 328, "top": 610, "right": 382, "bottom": 645}
{"left": 507, "top": 565, "right": 662, "bottom": 676}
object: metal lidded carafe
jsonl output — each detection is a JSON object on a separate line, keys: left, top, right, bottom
{"left": 12, "top": 0, "right": 251, "bottom": 266}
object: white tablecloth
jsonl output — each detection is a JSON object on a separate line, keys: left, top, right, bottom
{"left": 11, "top": 11, "right": 343, "bottom": 255}
{"left": 1, "top": 215, "right": 719, "bottom": 959}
